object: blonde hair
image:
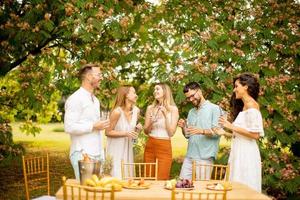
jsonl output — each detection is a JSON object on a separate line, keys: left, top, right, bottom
{"left": 112, "top": 85, "right": 133, "bottom": 109}
{"left": 152, "top": 83, "right": 176, "bottom": 110}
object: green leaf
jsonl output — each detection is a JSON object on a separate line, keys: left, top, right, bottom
{"left": 207, "top": 39, "right": 218, "bottom": 50}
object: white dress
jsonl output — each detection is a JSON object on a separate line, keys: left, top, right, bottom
{"left": 229, "top": 108, "right": 264, "bottom": 192}
{"left": 106, "top": 106, "right": 138, "bottom": 179}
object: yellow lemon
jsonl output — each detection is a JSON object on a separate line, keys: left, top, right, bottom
{"left": 92, "top": 174, "right": 99, "bottom": 183}
{"left": 85, "top": 179, "right": 96, "bottom": 187}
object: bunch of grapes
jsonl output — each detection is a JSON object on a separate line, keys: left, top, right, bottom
{"left": 175, "top": 179, "right": 194, "bottom": 188}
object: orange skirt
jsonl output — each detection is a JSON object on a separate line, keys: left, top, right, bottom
{"left": 144, "top": 136, "right": 172, "bottom": 180}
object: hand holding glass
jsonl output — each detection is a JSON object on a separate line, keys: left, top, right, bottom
{"left": 177, "top": 119, "right": 186, "bottom": 128}
{"left": 214, "top": 128, "right": 226, "bottom": 136}
{"left": 135, "top": 123, "right": 143, "bottom": 133}
{"left": 100, "top": 110, "right": 109, "bottom": 121}
{"left": 132, "top": 123, "right": 142, "bottom": 144}
{"left": 218, "top": 108, "right": 227, "bottom": 128}
{"left": 184, "top": 120, "right": 194, "bottom": 137}
{"left": 98, "top": 110, "right": 109, "bottom": 130}
{"left": 128, "top": 131, "right": 138, "bottom": 140}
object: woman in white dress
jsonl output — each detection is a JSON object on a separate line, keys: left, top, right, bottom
{"left": 106, "top": 86, "right": 142, "bottom": 179}
{"left": 217, "top": 73, "right": 264, "bottom": 192}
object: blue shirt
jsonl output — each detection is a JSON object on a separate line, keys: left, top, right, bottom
{"left": 186, "top": 100, "right": 221, "bottom": 160}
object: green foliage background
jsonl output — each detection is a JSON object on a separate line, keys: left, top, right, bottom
{"left": 0, "top": 0, "right": 299, "bottom": 199}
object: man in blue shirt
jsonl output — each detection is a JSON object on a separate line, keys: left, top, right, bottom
{"left": 178, "top": 82, "right": 221, "bottom": 180}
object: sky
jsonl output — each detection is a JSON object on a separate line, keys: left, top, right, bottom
{"left": 145, "top": 0, "right": 161, "bottom": 6}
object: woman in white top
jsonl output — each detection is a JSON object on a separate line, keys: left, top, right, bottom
{"left": 217, "top": 73, "right": 264, "bottom": 192}
{"left": 144, "top": 83, "right": 179, "bottom": 180}
{"left": 106, "top": 86, "right": 142, "bottom": 179}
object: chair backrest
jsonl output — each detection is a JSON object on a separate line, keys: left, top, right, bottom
{"left": 192, "top": 161, "right": 229, "bottom": 181}
{"left": 22, "top": 153, "right": 50, "bottom": 200}
{"left": 62, "top": 176, "right": 115, "bottom": 200}
{"left": 121, "top": 159, "right": 158, "bottom": 180}
{"left": 171, "top": 188, "right": 226, "bottom": 200}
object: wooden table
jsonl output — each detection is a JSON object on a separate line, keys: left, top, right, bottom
{"left": 56, "top": 179, "right": 272, "bottom": 200}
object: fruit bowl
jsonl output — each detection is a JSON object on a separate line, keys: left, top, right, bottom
{"left": 164, "top": 186, "right": 195, "bottom": 191}
{"left": 164, "top": 178, "right": 194, "bottom": 190}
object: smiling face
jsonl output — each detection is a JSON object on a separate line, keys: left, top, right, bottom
{"left": 233, "top": 79, "right": 248, "bottom": 99}
{"left": 185, "top": 89, "right": 202, "bottom": 107}
{"left": 153, "top": 85, "right": 164, "bottom": 100}
{"left": 126, "top": 87, "right": 137, "bottom": 103}
{"left": 87, "top": 67, "right": 102, "bottom": 89}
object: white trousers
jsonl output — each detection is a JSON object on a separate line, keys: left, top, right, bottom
{"left": 180, "top": 157, "right": 213, "bottom": 180}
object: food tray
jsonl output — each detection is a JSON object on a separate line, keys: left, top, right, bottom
{"left": 122, "top": 182, "right": 151, "bottom": 190}
{"left": 206, "top": 183, "right": 232, "bottom": 191}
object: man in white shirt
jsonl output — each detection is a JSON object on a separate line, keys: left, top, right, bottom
{"left": 64, "top": 64, "right": 110, "bottom": 180}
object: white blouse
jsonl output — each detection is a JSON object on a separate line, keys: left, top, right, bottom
{"left": 233, "top": 108, "right": 264, "bottom": 138}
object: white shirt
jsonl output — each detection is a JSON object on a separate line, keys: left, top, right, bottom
{"left": 64, "top": 87, "right": 103, "bottom": 156}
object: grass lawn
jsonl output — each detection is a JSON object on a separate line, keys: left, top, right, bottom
{"left": 0, "top": 122, "right": 230, "bottom": 200}
{"left": 13, "top": 122, "right": 70, "bottom": 152}
{"left": 12, "top": 122, "right": 230, "bottom": 157}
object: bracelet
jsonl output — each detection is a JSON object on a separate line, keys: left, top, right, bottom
{"left": 203, "top": 129, "right": 214, "bottom": 136}
{"left": 199, "top": 129, "right": 214, "bottom": 135}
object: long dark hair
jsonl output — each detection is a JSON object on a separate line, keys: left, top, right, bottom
{"left": 230, "top": 73, "right": 260, "bottom": 120}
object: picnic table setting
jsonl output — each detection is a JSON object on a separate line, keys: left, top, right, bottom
{"left": 56, "top": 177, "right": 272, "bottom": 200}
{"left": 54, "top": 155, "right": 272, "bottom": 200}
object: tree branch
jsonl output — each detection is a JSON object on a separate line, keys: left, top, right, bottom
{"left": 0, "top": 33, "right": 57, "bottom": 76}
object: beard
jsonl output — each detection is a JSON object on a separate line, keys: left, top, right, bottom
{"left": 93, "top": 84, "right": 100, "bottom": 90}
{"left": 192, "top": 98, "right": 201, "bottom": 107}
{"left": 91, "top": 80, "right": 100, "bottom": 90}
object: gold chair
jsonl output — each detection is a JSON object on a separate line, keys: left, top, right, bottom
{"left": 22, "top": 153, "right": 55, "bottom": 200}
{"left": 192, "top": 161, "right": 229, "bottom": 181}
{"left": 62, "top": 176, "right": 115, "bottom": 200}
{"left": 171, "top": 188, "right": 226, "bottom": 200}
{"left": 121, "top": 159, "right": 158, "bottom": 180}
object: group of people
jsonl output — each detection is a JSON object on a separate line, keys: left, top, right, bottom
{"left": 64, "top": 63, "right": 264, "bottom": 193}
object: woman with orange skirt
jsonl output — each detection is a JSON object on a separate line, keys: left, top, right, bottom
{"left": 144, "top": 83, "right": 179, "bottom": 180}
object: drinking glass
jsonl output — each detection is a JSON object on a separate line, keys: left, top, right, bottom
{"left": 185, "top": 120, "right": 189, "bottom": 128}
{"left": 100, "top": 110, "right": 109, "bottom": 121}
{"left": 132, "top": 124, "right": 142, "bottom": 144}
{"left": 218, "top": 107, "right": 227, "bottom": 128}
{"left": 184, "top": 120, "right": 195, "bottom": 138}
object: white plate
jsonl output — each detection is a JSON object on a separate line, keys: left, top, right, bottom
{"left": 206, "top": 183, "right": 232, "bottom": 191}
